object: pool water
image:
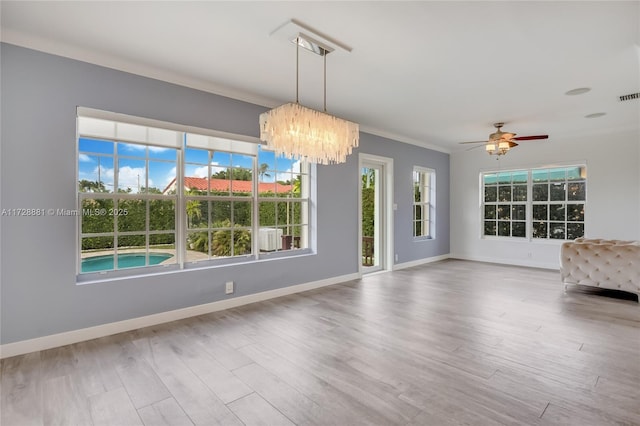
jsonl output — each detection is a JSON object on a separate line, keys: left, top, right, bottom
{"left": 81, "top": 252, "right": 173, "bottom": 273}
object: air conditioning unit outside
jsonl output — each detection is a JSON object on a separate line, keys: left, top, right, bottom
{"left": 259, "top": 228, "right": 283, "bottom": 251}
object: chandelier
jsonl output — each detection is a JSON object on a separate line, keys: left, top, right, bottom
{"left": 259, "top": 33, "right": 359, "bottom": 165}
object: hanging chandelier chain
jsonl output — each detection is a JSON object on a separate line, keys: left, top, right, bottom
{"left": 295, "top": 37, "right": 300, "bottom": 103}
{"left": 324, "top": 52, "right": 327, "bottom": 112}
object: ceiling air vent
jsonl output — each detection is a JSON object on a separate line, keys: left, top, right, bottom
{"left": 619, "top": 92, "right": 639, "bottom": 101}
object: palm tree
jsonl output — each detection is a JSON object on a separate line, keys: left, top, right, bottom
{"left": 78, "top": 179, "right": 107, "bottom": 192}
{"left": 186, "top": 200, "right": 202, "bottom": 228}
{"left": 185, "top": 188, "right": 203, "bottom": 228}
{"left": 258, "top": 163, "right": 271, "bottom": 182}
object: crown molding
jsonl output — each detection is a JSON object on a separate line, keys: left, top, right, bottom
{"left": 2, "top": 29, "right": 451, "bottom": 155}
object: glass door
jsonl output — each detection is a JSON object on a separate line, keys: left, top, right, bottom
{"left": 361, "top": 164, "right": 383, "bottom": 272}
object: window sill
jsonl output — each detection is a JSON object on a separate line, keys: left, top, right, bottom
{"left": 413, "top": 236, "right": 434, "bottom": 242}
{"left": 76, "top": 249, "right": 315, "bottom": 285}
{"left": 480, "top": 235, "right": 574, "bottom": 245}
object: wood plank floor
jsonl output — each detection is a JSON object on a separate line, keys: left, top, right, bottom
{"left": 2, "top": 260, "right": 639, "bottom": 425}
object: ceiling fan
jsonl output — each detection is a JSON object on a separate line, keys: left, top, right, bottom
{"left": 460, "top": 122, "right": 548, "bottom": 156}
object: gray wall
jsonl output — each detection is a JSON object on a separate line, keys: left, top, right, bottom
{"left": 353, "top": 133, "right": 450, "bottom": 263}
{"left": 0, "top": 43, "right": 450, "bottom": 344}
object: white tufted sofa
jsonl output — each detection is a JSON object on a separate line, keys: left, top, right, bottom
{"left": 560, "top": 238, "right": 640, "bottom": 299}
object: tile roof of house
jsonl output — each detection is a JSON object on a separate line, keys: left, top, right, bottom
{"left": 164, "top": 177, "right": 293, "bottom": 194}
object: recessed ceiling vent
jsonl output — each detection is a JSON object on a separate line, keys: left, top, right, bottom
{"left": 619, "top": 92, "right": 640, "bottom": 101}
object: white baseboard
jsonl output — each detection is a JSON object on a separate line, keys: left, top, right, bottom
{"left": 450, "top": 253, "right": 559, "bottom": 270}
{"left": 394, "top": 254, "right": 450, "bottom": 270}
{"left": 0, "top": 273, "right": 359, "bottom": 359}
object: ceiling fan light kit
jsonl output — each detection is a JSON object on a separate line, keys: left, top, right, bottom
{"left": 461, "top": 122, "right": 549, "bottom": 157}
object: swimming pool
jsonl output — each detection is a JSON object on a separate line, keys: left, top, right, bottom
{"left": 81, "top": 252, "right": 173, "bottom": 273}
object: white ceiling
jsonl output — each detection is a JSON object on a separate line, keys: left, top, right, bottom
{"left": 2, "top": 1, "right": 639, "bottom": 153}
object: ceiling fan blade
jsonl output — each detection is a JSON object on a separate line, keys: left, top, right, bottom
{"left": 512, "top": 135, "right": 548, "bottom": 141}
{"left": 465, "top": 144, "right": 486, "bottom": 152}
{"left": 507, "top": 141, "right": 519, "bottom": 148}
{"left": 459, "top": 140, "right": 488, "bottom": 144}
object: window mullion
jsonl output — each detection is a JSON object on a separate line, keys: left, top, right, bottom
{"left": 527, "top": 171, "right": 532, "bottom": 240}
{"left": 176, "top": 136, "right": 185, "bottom": 268}
{"left": 113, "top": 144, "right": 119, "bottom": 270}
{"left": 252, "top": 155, "right": 259, "bottom": 259}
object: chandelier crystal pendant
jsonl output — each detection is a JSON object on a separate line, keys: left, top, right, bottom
{"left": 259, "top": 33, "right": 359, "bottom": 165}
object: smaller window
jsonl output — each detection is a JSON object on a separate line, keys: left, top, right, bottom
{"left": 531, "top": 166, "right": 586, "bottom": 240}
{"left": 483, "top": 171, "right": 527, "bottom": 238}
{"left": 413, "top": 167, "right": 436, "bottom": 238}
{"left": 257, "top": 145, "right": 309, "bottom": 253}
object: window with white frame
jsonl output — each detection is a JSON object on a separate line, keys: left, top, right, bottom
{"left": 531, "top": 167, "right": 586, "bottom": 239}
{"left": 77, "top": 118, "right": 180, "bottom": 274}
{"left": 481, "top": 166, "right": 586, "bottom": 240}
{"left": 77, "top": 109, "right": 311, "bottom": 277}
{"left": 182, "top": 134, "right": 256, "bottom": 262}
{"left": 257, "top": 145, "right": 309, "bottom": 252}
{"left": 482, "top": 170, "right": 528, "bottom": 237}
{"left": 413, "top": 167, "right": 436, "bottom": 238}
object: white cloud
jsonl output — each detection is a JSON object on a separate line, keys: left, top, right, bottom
{"left": 148, "top": 146, "right": 169, "bottom": 153}
{"left": 96, "top": 165, "right": 114, "bottom": 181}
{"left": 118, "top": 166, "right": 152, "bottom": 192}
{"left": 191, "top": 162, "right": 223, "bottom": 178}
{"left": 291, "top": 160, "right": 302, "bottom": 174}
{"left": 120, "top": 144, "right": 169, "bottom": 154}
{"left": 78, "top": 153, "right": 93, "bottom": 162}
{"left": 275, "top": 160, "right": 302, "bottom": 182}
{"left": 89, "top": 165, "right": 150, "bottom": 193}
{"left": 192, "top": 165, "right": 209, "bottom": 178}
{"left": 164, "top": 166, "right": 177, "bottom": 186}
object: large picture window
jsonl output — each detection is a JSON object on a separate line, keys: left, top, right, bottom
{"left": 78, "top": 119, "right": 180, "bottom": 274}
{"left": 77, "top": 110, "right": 311, "bottom": 277}
{"left": 482, "top": 166, "right": 586, "bottom": 240}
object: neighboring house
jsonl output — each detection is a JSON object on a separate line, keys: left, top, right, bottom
{"left": 162, "top": 176, "right": 293, "bottom": 195}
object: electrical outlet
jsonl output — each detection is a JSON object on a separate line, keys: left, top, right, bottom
{"left": 395, "top": 254, "right": 399, "bottom": 262}
{"left": 225, "top": 281, "right": 234, "bottom": 294}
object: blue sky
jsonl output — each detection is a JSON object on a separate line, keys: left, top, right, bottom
{"left": 79, "top": 138, "right": 302, "bottom": 193}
